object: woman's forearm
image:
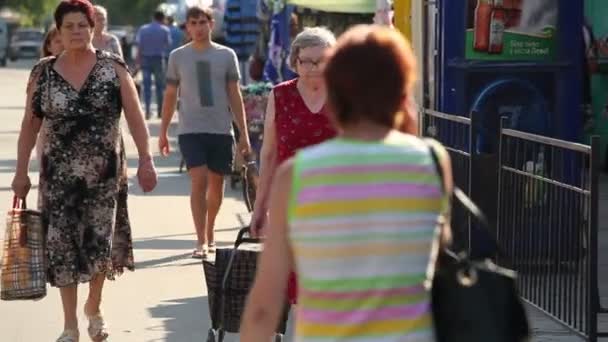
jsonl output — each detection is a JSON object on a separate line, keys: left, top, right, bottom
{"left": 254, "top": 149, "right": 278, "bottom": 212}
{"left": 128, "top": 118, "right": 152, "bottom": 159}
{"left": 15, "top": 117, "right": 39, "bottom": 175}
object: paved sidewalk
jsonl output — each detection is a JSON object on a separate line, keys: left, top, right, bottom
{"left": 0, "top": 64, "right": 292, "bottom": 340}
{"left": 1, "top": 60, "right": 607, "bottom": 341}
{"left": 529, "top": 173, "right": 608, "bottom": 341}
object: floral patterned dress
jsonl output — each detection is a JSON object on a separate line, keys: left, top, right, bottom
{"left": 29, "top": 50, "right": 134, "bottom": 287}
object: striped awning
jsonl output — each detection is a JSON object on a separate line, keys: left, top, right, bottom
{"left": 286, "top": 0, "right": 377, "bottom": 13}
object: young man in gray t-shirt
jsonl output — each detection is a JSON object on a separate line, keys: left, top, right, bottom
{"left": 159, "top": 6, "right": 251, "bottom": 259}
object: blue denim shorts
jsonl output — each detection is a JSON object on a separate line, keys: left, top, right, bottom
{"left": 178, "top": 133, "right": 234, "bottom": 175}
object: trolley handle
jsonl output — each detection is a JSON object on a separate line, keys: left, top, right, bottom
{"left": 234, "top": 225, "right": 262, "bottom": 249}
{"left": 220, "top": 226, "right": 263, "bottom": 294}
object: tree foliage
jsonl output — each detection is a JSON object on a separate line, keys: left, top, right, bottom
{"left": 1, "top": 0, "right": 57, "bottom": 27}
{"left": 1, "top": 0, "right": 165, "bottom": 27}
{"left": 94, "top": 0, "right": 165, "bottom": 26}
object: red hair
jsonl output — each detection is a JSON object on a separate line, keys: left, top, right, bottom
{"left": 54, "top": 0, "right": 95, "bottom": 29}
{"left": 323, "top": 25, "right": 417, "bottom": 129}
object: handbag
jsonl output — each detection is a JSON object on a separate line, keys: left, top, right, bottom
{"left": 426, "top": 141, "right": 531, "bottom": 342}
{"left": 1, "top": 197, "right": 47, "bottom": 301}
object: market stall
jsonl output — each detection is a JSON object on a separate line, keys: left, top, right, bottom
{"left": 239, "top": 0, "right": 395, "bottom": 163}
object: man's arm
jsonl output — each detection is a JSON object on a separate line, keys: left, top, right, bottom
{"left": 158, "top": 52, "right": 180, "bottom": 156}
{"left": 160, "top": 84, "right": 178, "bottom": 135}
{"left": 134, "top": 27, "right": 143, "bottom": 67}
{"left": 165, "top": 28, "right": 172, "bottom": 53}
{"left": 227, "top": 80, "right": 251, "bottom": 153}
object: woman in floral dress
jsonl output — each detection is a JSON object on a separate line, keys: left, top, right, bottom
{"left": 11, "top": 1, "right": 157, "bottom": 341}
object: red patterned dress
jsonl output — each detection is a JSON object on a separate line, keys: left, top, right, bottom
{"left": 273, "top": 78, "right": 337, "bottom": 304}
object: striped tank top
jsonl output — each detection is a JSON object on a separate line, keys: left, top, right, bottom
{"left": 288, "top": 135, "right": 445, "bottom": 342}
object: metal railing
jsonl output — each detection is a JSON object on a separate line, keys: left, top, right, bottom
{"left": 422, "top": 109, "right": 472, "bottom": 252}
{"left": 496, "top": 117, "right": 603, "bottom": 341}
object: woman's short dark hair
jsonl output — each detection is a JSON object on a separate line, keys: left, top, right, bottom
{"left": 323, "top": 25, "right": 417, "bottom": 128}
{"left": 54, "top": 0, "right": 95, "bottom": 29}
{"left": 186, "top": 6, "right": 214, "bottom": 22}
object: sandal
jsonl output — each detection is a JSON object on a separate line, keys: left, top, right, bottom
{"left": 56, "top": 329, "right": 79, "bottom": 342}
{"left": 192, "top": 245, "right": 208, "bottom": 259}
{"left": 84, "top": 306, "right": 109, "bottom": 341}
{"left": 208, "top": 242, "right": 216, "bottom": 254}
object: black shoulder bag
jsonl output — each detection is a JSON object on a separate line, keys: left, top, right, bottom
{"left": 427, "top": 142, "right": 531, "bottom": 342}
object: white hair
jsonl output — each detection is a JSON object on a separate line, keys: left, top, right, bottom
{"left": 288, "top": 26, "right": 336, "bottom": 70}
{"left": 94, "top": 5, "right": 108, "bottom": 17}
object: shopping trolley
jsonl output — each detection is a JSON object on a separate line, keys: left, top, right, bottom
{"left": 202, "top": 226, "right": 289, "bottom": 342}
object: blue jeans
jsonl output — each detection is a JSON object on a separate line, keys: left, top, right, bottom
{"left": 141, "top": 56, "right": 165, "bottom": 117}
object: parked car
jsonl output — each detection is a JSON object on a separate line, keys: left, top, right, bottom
{"left": 9, "top": 28, "right": 44, "bottom": 61}
{"left": 0, "top": 18, "right": 8, "bottom": 66}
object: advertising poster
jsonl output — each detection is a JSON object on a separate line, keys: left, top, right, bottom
{"left": 585, "top": 0, "right": 608, "bottom": 159}
{"left": 465, "top": 0, "right": 558, "bottom": 61}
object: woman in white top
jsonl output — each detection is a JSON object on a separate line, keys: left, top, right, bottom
{"left": 92, "top": 5, "right": 122, "bottom": 57}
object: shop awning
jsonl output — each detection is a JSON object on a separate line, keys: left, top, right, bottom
{"left": 286, "top": 0, "right": 376, "bottom": 13}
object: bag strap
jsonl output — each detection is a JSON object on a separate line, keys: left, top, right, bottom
{"left": 425, "top": 140, "right": 504, "bottom": 258}
{"left": 12, "top": 196, "right": 26, "bottom": 210}
{"left": 426, "top": 139, "right": 489, "bottom": 226}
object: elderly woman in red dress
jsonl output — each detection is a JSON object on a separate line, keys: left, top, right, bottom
{"left": 249, "top": 27, "right": 337, "bottom": 304}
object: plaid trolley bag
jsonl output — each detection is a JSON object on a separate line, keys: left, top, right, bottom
{"left": 203, "top": 226, "right": 289, "bottom": 342}
{"left": 1, "top": 197, "right": 46, "bottom": 301}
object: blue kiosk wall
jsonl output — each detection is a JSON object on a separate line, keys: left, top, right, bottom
{"left": 434, "top": 0, "right": 582, "bottom": 257}
{"left": 437, "top": 0, "right": 583, "bottom": 146}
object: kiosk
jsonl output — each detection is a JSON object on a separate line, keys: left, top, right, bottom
{"left": 433, "top": 0, "right": 583, "bottom": 256}
{"left": 437, "top": 0, "right": 583, "bottom": 147}
{"left": 585, "top": 0, "right": 608, "bottom": 169}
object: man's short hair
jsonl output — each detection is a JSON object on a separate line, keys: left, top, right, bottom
{"left": 186, "top": 6, "right": 214, "bottom": 22}
{"left": 153, "top": 10, "right": 165, "bottom": 22}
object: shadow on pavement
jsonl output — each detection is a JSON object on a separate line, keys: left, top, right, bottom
{"left": 129, "top": 174, "right": 246, "bottom": 202}
{"left": 134, "top": 252, "right": 194, "bottom": 270}
{"left": 147, "top": 296, "right": 211, "bottom": 342}
{"left": 0, "top": 158, "right": 39, "bottom": 174}
{"left": 134, "top": 232, "right": 196, "bottom": 241}
{"left": 0, "top": 185, "right": 38, "bottom": 192}
{"left": 135, "top": 239, "right": 199, "bottom": 251}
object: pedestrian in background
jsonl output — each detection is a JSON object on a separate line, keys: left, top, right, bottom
{"left": 136, "top": 10, "right": 171, "bottom": 119}
{"left": 92, "top": 5, "right": 122, "bottom": 57}
{"left": 241, "top": 24, "right": 452, "bottom": 342}
{"left": 158, "top": 6, "right": 251, "bottom": 259}
{"left": 250, "top": 27, "right": 337, "bottom": 235}
{"left": 11, "top": 1, "right": 157, "bottom": 341}
{"left": 41, "top": 26, "right": 64, "bottom": 58}
{"left": 165, "top": 15, "right": 185, "bottom": 61}
{"left": 249, "top": 27, "right": 338, "bottom": 305}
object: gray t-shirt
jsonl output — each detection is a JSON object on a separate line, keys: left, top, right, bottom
{"left": 166, "top": 43, "right": 241, "bottom": 135}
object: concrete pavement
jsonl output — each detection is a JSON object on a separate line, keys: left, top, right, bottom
{"left": 0, "top": 59, "right": 293, "bottom": 341}
{"left": 0, "top": 58, "right": 606, "bottom": 341}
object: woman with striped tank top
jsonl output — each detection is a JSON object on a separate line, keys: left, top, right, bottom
{"left": 241, "top": 25, "right": 453, "bottom": 341}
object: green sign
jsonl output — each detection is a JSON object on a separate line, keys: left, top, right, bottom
{"left": 287, "top": 0, "right": 376, "bottom": 13}
{"left": 465, "top": 0, "right": 558, "bottom": 61}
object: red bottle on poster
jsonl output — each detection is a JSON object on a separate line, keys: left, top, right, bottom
{"left": 473, "top": 0, "right": 493, "bottom": 52}
{"left": 489, "top": 0, "right": 506, "bottom": 54}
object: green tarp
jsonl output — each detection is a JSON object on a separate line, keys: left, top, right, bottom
{"left": 286, "top": 0, "right": 376, "bottom": 13}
